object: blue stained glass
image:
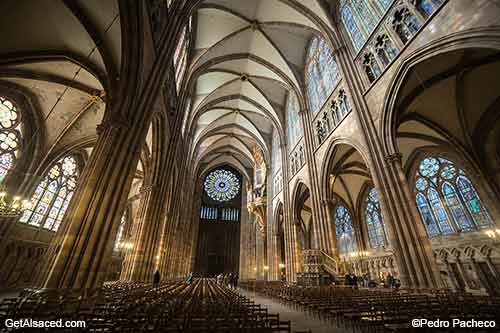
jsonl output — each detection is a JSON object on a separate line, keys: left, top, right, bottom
{"left": 428, "top": 188, "right": 454, "bottom": 234}
{"left": 456, "top": 176, "right": 492, "bottom": 227}
{"left": 341, "top": 6, "right": 365, "bottom": 51}
{"left": 351, "top": 0, "right": 379, "bottom": 34}
{"left": 416, "top": 193, "right": 439, "bottom": 237}
{"left": 52, "top": 220, "right": 61, "bottom": 232}
{"left": 419, "top": 157, "right": 439, "bottom": 177}
{"left": 0, "top": 153, "right": 12, "bottom": 168}
{"left": 286, "top": 93, "right": 302, "bottom": 149}
{"left": 53, "top": 197, "right": 63, "bottom": 208}
{"left": 335, "top": 205, "right": 357, "bottom": 254}
{"left": 365, "top": 188, "right": 386, "bottom": 248}
{"left": 29, "top": 214, "right": 42, "bottom": 226}
{"left": 375, "top": 0, "right": 394, "bottom": 12}
{"left": 41, "top": 191, "right": 54, "bottom": 204}
{"left": 442, "top": 182, "right": 472, "bottom": 231}
{"left": 43, "top": 218, "right": 55, "bottom": 229}
{"left": 19, "top": 155, "right": 80, "bottom": 232}
{"left": 36, "top": 203, "right": 48, "bottom": 215}
{"left": 49, "top": 207, "right": 59, "bottom": 219}
{"left": 19, "top": 210, "right": 30, "bottom": 223}
{"left": 306, "top": 35, "right": 342, "bottom": 113}
{"left": 415, "top": 156, "right": 493, "bottom": 237}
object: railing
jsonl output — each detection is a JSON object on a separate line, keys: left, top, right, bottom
{"left": 302, "top": 249, "right": 339, "bottom": 275}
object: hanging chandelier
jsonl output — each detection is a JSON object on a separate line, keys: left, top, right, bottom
{"left": 0, "top": 191, "right": 30, "bottom": 218}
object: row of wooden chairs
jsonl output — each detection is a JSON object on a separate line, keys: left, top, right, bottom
{"left": 0, "top": 279, "right": 292, "bottom": 332}
{"left": 240, "top": 281, "right": 500, "bottom": 332}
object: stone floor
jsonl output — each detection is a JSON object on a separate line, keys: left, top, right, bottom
{"left": 238, "top": 288, "right": 351, "bottom": 333}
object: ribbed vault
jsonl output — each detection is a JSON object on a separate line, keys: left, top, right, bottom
{"left": 185, "top": 0, "right": 332, "bottom": 181}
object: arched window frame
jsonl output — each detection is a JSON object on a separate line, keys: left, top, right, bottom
{"left": 304, "top": 35, "right": 341, "bottom": 114}
{"left": 18, "top": 154, "right": 82, "bottom": 232}
{"left": 362, "top": 186, "right": 388, "bottom": 249}
{"left": 334, "top": 201, "right": 358, "bottom": 255}
{"left": 0, "top": 96, "right": 24, "bottom": 184}
{"left": 286, "top": 92, "right": 303, "bottom": 151}
{"left": 413, "top": 155, "right": 493, "bottom": 238}
{"left": 339, "top": 0, "right": 395, "bottom": 53}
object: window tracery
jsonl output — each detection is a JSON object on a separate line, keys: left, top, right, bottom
{"left": 0, "top": 96, "right": 22, "bottom": 183}
{"left": 305, "top": 35, "right": 341, "bottom": 113}
{"left": 364, "top": 187, "right": 387, "bottom": 249}
{"left": 19, "top": 155, "right": 80, "bottom": 232}
{"left": 414, "top": 157, "right": 492, "bottom": 238}
{"left": 204, "top": 169, "right": 240, "bottom": 202}
{"left": 335, "top": 204, "right": 357, "bottom": 255}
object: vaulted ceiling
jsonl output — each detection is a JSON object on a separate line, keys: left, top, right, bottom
{"left": 184, "top": 0, "right": 334, "bottom": 182}
{"left": 0, "top": 0, "right": 122, "bottom": 160}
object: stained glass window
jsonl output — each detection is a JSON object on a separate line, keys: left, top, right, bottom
{"left": 19, "top": 155, "right": 80, "bottom": 232}
{"left": 335, "top": 204, "right": 357, "bottom": 255}
{"left": 174, "top": 17, "right": 192, "bottom": 92}
{"left": 340, "top": 0, "right": 395, "bottom": 52}
{"left": 114, "top": 213, "right": 127, "bottom": 252}
{"left": 364, "top": 187, "right": 387, "bottom": 248}
{"left": 0, "top": 96, "right": 22, "bottom": 183}
{"left": 204, "top": 169, "right": 240, "bottom": 202}
{"left": 286, "top": 92, "right": 303, "bottom": 150}
{"left": 305, "top": 35, "right": 341, "bottom": 113}
{"left": 272, "top": 128, "right": 282, "bottom": 175}
{"left": 414, "top": 156, "right": 492, "bottom": 238}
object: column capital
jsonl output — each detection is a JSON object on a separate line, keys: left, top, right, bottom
{"left": 321, "top": 198, "right": 337, "bottom": 207}
{"left": 384, "top": 153, "right": 403, "bottom": 164}
{"left": 96, "top": 113, "right": 131, "bottom": 135}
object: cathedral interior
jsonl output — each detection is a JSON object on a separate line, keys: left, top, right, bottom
{"left": 0, "top": 0, "right": 499, "bottom": 331}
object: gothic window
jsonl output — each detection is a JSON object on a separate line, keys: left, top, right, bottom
{"left": 374, "top": 34, "right": 398, "bottom": 66}
{"left": 0, "top": 96, "right": 22, "bottom": 183}
{"left": 340, "top": 0, "right": 395, "bottom": 52}
{"left": 19, "top": 155, "right": 80, "bottom": 232}
{"left": 363, "top": 52, "right": 382, "bottom": 82}
{"left": 272, "top": 128, "right": 282, "bottom": 175}
{"left": 391, "top": 6, "right": 421, "bottom": 44}
{"left": 174, "top": 18, "right": 192, "bottom": 92}
{"left": 114, "top": 213, "right": 127, "bottom": 252}
{"left": 338, "top": 89, "right": 350, "bottom": 116}
{"left": 414, "top": 157, "right": 492, "bottom": 238}
{"left": 364, "top": 187, "right": 387, "bottom": 249}
{"left": 286, "top": 92, "right": 302, "bottom": 150}
{"left": 204, "top": 169, "right": 240, "bottom": 202}
{"left": 411, "top": 0, "right": 444, "bottom": 17}
{"left": 335, "top": 204, "right": 357, "bottom": 255}
{"left": 305, "top": 35, "right": 341, "bottom": 113}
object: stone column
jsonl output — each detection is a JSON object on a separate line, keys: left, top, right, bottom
{"left": 41, "top": 1, "right": 189, "bottom": 289}
{"left": 320, "top": 19, "right": 442, "bottom": 288}
{"left": 297, "top": 110, "right": 333, "bottom": 254}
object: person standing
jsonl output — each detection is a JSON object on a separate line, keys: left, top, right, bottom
{"left": 186, "top": 272, "right": 193, "bottom": 285}
{"left": 153, "top": 270, "right": 161, "bottom": 288}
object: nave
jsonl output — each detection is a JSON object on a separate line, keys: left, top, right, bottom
{"left": 0, "top": 279, "right": 293, "bottom": 332}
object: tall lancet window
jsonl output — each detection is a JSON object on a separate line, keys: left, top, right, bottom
{"left": 414, "top": 157, "right": 492, "bottom": 238}
{"left": 340, "top": 0, "right": 395, "bottom": 52}
{"left": 19, "top": 155, "right": 80, "bottom": 232}
{"left": 335, "top": 204, "right": 357, "bottom": 255}
{"left": 0, "top": 96, "right": 22, "bottom": 183}
{"left": 364, "top": 187, "right": 387, "bottom": 248}
{"left": 286, "top": 92, "right": 303, "bottom": 150}
{"left": 305, "top": 35, "right": 341, "bottom": 113}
